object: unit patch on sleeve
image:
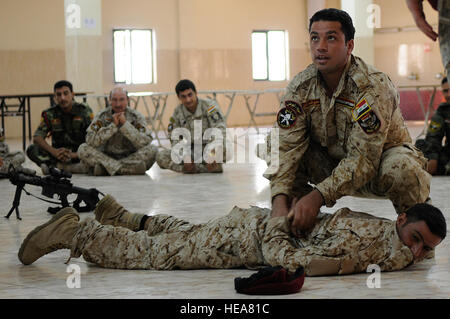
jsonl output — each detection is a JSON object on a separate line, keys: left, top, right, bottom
{"left": 284, "top": 100, "right": 303, "bottom": 115}
{"left": 277, "top": 107, "right": 297, "bottom": 129}
{"left": 91, "top": 120, "right": 103, "bottom": 132}
{"left": 353, "top": 98, "right": 380, "bottom": 134}
{"left": 207, "top": 105, "right": 217, "bottom": 114}
{"left": 428, "top": 120, "right": 442, "bottom": 133}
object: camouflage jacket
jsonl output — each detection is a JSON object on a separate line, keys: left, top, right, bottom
{"left": 158, "top": 206, "right": 414, "bottom": 276}
{"left": 261, "top": 207, "right": 414, "bottom": 276}
{"left": 264, "top": 55, "right": 413, "bottom": 207}
{"left": 424, "top": 102, "right": 450, "bottom": 160}
{"left": 34, "top": 102, "right": 93, "bottom": 152}
{"left": 86, "top": 106, "right": 153, "bottom": 158}
{"left": 168, "top": 98, "right": 227, "bottom": 148}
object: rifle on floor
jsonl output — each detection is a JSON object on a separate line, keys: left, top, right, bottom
{"left": 0, "top": 166, "right": 103, "bottom": 220}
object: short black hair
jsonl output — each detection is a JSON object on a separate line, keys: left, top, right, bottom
{"left": 309, "top": 8, "right": 356, "bottom": 43}
{"left": 404, "top": 203, "right": 447, "bottom": 240}
{"left": 442, "top": 76, "right": 448, "bottom": 85}
{"left": 175, "top": 79, "right": 196, "bottom": 96}
{"left": 54, "top": 80, "right": 73, "bottom": 92}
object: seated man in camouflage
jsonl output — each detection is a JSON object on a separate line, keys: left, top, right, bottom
{"left": 26, "top": 80, "right": 93, "bottom": 175}
{"left": 415, "top": 76, "right": 450, "bottom": 175}
{"left": 19, "top": 195, "right": 445, "bottom": 277}
{"left": 156, "top": 79, "right": 228, "bottom": 174}
{"left": 0, "top": 128, "right": 25, "bottom": 175}
{"left": 78, "top": 87, "right": 158, "bottom": 176}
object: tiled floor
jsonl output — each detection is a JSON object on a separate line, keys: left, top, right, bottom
{"left": 0, "top": 122, "right": 448, "bottom": 299}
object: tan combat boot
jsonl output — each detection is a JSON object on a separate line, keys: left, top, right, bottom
{"left": 18, "top": 207, "right": 80, "bottom": 265}
{"left": 94, "top": 194, "right": 146, "bottom": 231}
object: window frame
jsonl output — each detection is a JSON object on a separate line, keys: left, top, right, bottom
{"left": 251, "top": 29, "right": 289, "bottom": 82}
{"left": 113, "top": 28, "right": 156, "bottom": 85}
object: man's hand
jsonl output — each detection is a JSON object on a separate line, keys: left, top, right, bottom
{"left": 113, "top": 112, "right": 126, "bottom": 127}
{"left": 271, "top": 194, "right": 290, "bottom": 218}
{"left": 406, "top": 0, "right": 438, "bottom": 41}
{"left": 53, "top": 148, "right": 72, "bottom": 163}
{"left": 427, "top": 159, "right": 438, "bottom": 175}
{"left": 287, "top": 189, "right": 324, "bottom": 237}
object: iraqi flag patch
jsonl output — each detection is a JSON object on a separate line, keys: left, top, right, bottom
{"left": 353, "top": 98, "right": 380, "bottom": 134}
{"left": 277, "top": 107, "right": 297, "bottom": 129}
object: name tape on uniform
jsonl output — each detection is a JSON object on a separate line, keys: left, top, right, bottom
{"left": 335, "top": 97, "right": 354, "bottom": 109}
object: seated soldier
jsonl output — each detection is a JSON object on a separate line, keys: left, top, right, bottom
{"left": 0, "top": 128, "right": 25, "bottom": 175}
{"left": 156, "top": 79, "right": 229, "bottom": 174}
{"left": 19, "top": 195, "right": 446, "bottom": 277}
{"left": 26, "top": 80, "right": 93, "bottom": 175}
{"left": 415, "top": 76, "right": 450, "bottom": 175}
{"left": 78, "top": 87, "right": 158, "bottom": 176}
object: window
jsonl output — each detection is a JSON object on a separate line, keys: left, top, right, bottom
{"left": 113, "top": 29, "right": 156, "bottom": 84}
{"left": 251, "top": 30, "right": 289, "bottom": 81}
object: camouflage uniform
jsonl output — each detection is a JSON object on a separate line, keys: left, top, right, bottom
{"left": 78, "top": 106, "right": 158, "bottom": 176}
{"left": 263, "top": 55, "right": 430, "bottom": 214}
{"left": 438, "top": 0, "right": 450, "bottom": 75}
{"left": 70, "top": 206, "right": 414, "bottom": 276}
{"left": 415, "top": 102, "right": 450, "bottom": 175}
{"left": 156, "top": 98, "right": 227, "bottom": 173}
{"left": 26, "top": 102, "right": 93, "bottom": 167}
{"left": 0, "top": 132, "right": 25, "bottom": 174}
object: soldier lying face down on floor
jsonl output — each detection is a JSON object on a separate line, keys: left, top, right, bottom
{"left": 19, "top": 195, "right": 446, "bottom": 277}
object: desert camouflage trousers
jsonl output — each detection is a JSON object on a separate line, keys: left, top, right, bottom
{"left": 0, "top": 151, "right": 25, "bottom": 174}
{"left": 296, "top": 143, "right": 430, "bottom": 213}
{"left": 78, "top": 143, "right": 158, "bottom": 176}
{"left": 71, "top": 208, "right": 266, "bottom": 270}
{"left": 262, "top": 142, "right": 430, "bottom": 214}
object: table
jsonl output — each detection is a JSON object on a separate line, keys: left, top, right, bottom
{"left": 397, "top": 84, "right": 440, "bottom": 139}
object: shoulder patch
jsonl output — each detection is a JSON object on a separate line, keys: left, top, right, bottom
{"left": 428, "top": 120, "right": 442, "bottom": 133}
{"left": 207, "top": 104, "right": 217, "bottom": 114}
{"left": 353, "top": 98, "right": 380, "bottom": 134}
{"left": 352, "top": 98, "right": 372, "bottom": 121}
{"left": 277, "top": 107, "right": 297, "bottom": 129}
{"left": 91, "top": 120, "right": 103, "bottom": 132}
{"left": 284, "top": 100, "right": 303, "bottom": 114}
{"left": 135, "top": 123, "right": 146, "bottom": 133}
